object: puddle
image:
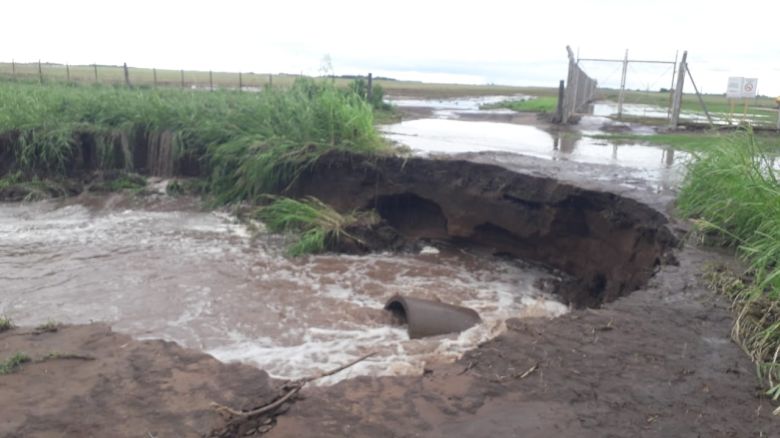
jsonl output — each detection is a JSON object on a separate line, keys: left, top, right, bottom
{"left": 387, "top": 95, "right": 530, "bottom": 120}
{"left": 0, "top": 197, "right": 566, "bottom": 384}
{"left": 387, "top": 95, "right": 529, "bottom": 111}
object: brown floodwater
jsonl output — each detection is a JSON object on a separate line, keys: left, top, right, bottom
{"left": 0, "top": 193, "right": 566, "bottom": 383}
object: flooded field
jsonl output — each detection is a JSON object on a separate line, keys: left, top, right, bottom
{"left": 0, "top": 195, "right": 566, "bottom": 383}
{"left": 382, "top": 97, "right": 687, "bottom": 189}
{"left": 592, "top": 101, "right": 778, "bottom": 126}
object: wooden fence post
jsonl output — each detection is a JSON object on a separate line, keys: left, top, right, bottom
{"left": 268, "top": 74, "right": 273, "bottom": 88}
{"left": 553, "top": 79, "right": 565, "bottom": 123}
{"left": 776, "top": 107, "right": 780, "bottom": 132}
{"left": 180, "top": 70, "right": 185, "bottom": 88}
{"left": 11, "top": 59, "right": 15, "bottom": 80}
{"left": 209, "top": 70, "right": 213, "bottom": 91}
{"left": 123, "top": 62, "right": 131, "bottom": 87}
{"left": 238, "top": 72, "right": 242, "bottom": 91}
{"left": 66, "top": 64, "right": 71, "bottom": 83}
{"left": 367, "top": 73, "right": 373, "bottom": 101}
{"left": 38, "top": 60, "right": 43, "bottom": 83}
{"left": 93, "top": 64, "right": 99, "bottom": 83}
{"left": 669, "top": 51, "right": 687, "bottom": 129}
{"left": 617, "top": 49, "right": 628, "bottom": 120}
{"left": 153, "top": 68, "right": 157, "bottom": 88}
{"left": 667, "top": 50, "right": 679, "bottom": 119}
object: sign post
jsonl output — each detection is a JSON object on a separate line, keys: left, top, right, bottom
{"left": 726, "top": 77, "right": 758, "bottom": 124}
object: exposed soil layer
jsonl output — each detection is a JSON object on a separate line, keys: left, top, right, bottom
{"left": 289, "top": 151, "right": 677, "bottom": 307}
{"left": 270, "top": 247, "right": 778, "bottom": 438}
{"left": 0, "top": 127, "right": 201, "bottom": 179}
{"left": 0, "top": 324, "right": 277, "bottom": 437}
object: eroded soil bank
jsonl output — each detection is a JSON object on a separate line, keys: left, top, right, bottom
{"left": 289, "top": 151, "right": 677, "bottom": 308}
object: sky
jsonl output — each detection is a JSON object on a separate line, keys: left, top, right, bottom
{"left": 3, "top": 0, "right": 780, "bottom": 96}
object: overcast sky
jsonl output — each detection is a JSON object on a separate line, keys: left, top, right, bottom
{"left": 3, "top": 0, "right": 779, "bottom": 96}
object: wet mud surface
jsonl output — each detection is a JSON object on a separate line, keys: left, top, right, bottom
{"left": 0, "top": 324, "right": 276, "bottom": 437}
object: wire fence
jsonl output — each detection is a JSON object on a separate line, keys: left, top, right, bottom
{"left": 560, "top": 47, "right": 597, "bottom": 124}
{"left": 0, "top": 60, "right": 288, "bottom": 91}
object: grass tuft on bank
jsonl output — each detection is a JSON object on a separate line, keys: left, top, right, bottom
{"left": 678, "top": 130, "right": 780, "bottom": 400}
{"left": 0, "top": 353, "right": 31, "bottom": 375}
{"left": 0, "top": 316, "right": 13, "bottom": 333}
{"left": 256, "top": 196, "right": 378, "bottom": 256}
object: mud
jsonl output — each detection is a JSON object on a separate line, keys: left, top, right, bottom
{"left": 289, "top": 151, "right": 677, "bottom": 307}
{"left": 0, "top": 323, "right": 276, "bottom": 437}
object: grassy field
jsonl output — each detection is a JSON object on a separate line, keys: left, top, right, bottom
{"left": 598, "top": 88, "right": 779, "bottom": 128}
{"left": 677, "top": 131, "right": 780, "bottom": 402}
{"left": 481, "top": 96, "right": 558, "bottom": 113}
{"left": 0, "top": 78, "right": 388, "bottom": 203}
{"left": 588, "top": 132, "right": 780, "bottom": 153}
{"left": 0, "top": 62, "right": 549, "bottom": 98}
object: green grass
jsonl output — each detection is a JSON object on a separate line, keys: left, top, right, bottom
{"left": 677, "top": 130, "right": 780, "bottom": 400}
{"left": 0, "top": 77, "right": 389, "bottom": 202}
{"left": 34, "top": 320, "right": 60, "bottom": 334}
{"left": 256, "top": 196, "right": 378, "bottom": 256}
{"left": 88, "top": 173, "right": 146, "bottom": 193}
{"left": 0, "top": 62, "right": 549, "bottom": 98}
{"left": 0, "top": 353, "right": 31, "bottom": 375}
{"left": 588, "top": 132, "right": 780, "bottom": 153}
{"left": 481, "top": 96, "right": 558, "bottom": 113}
{"left": 597, "top": 88, "right": 778, "bottom": 127}
{"left": 0, "top": 316, "right": 13, "bottom": 333}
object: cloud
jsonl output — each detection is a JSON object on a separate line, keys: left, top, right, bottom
{"left": 1, "top": 0, "right": 778, "bottom": 95}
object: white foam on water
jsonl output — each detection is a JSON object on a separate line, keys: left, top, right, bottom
{"left": 1, "top": 199, "right": 568, "bottom": 384}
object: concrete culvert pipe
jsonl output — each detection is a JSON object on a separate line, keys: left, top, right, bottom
{"left": 384, "top": 294, "right": 481, "bottom": 339}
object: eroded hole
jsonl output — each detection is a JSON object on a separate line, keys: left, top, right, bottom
{"left": 371, "top": 193, "right": 448, "bottom": 239}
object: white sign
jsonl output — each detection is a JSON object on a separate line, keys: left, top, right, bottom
{"left": 726, "top": 77, "right": 758, "bottom": 98}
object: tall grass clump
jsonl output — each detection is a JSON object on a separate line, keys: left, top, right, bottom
{"left": 677, "top": 129, "right": 780, "bottom": 402}
{"left": 207, "top": 79, "right": 387, "bottom": 203}
{"left": 257, "top": 196, "right": 377, "bottom": 256}
{"left": 0, "top": 316, "right": 13, "bottom": 333}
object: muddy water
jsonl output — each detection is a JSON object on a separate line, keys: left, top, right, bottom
{"left": 0, "top": 195, "right": 566, "bottom": 383}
